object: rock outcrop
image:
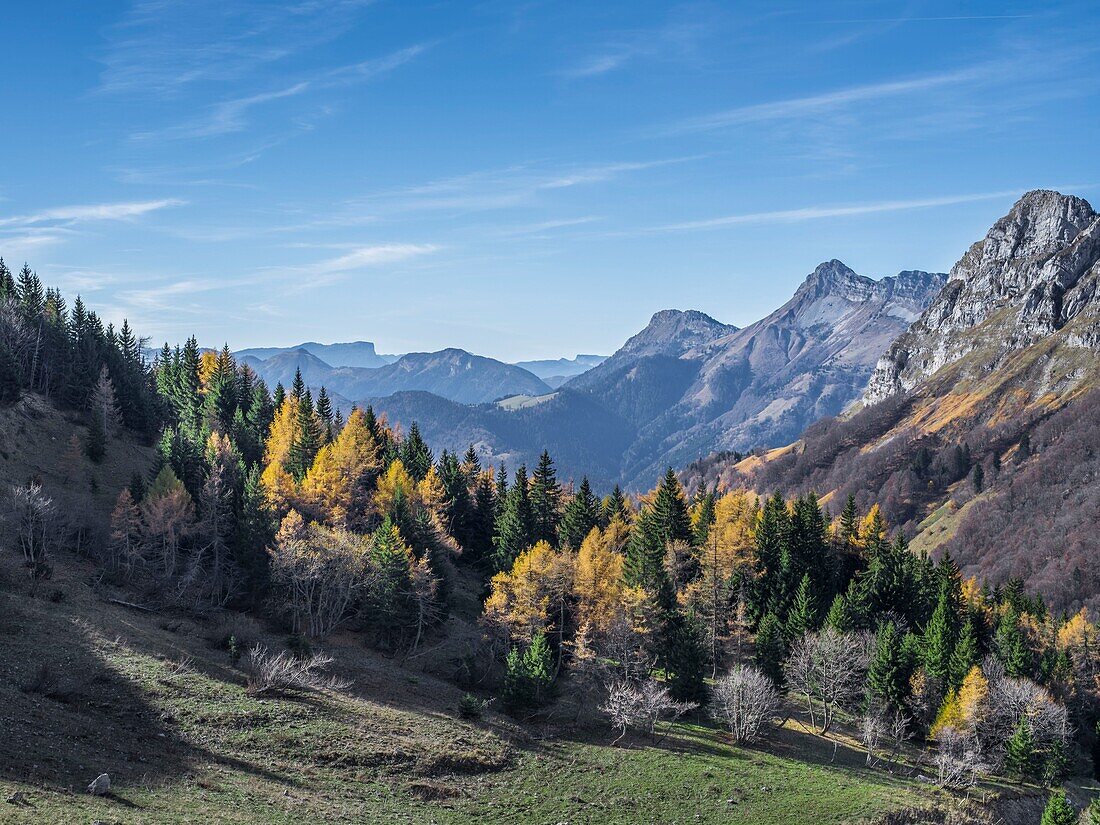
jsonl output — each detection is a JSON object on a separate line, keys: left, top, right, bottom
{"left": 866, "top": 190, "right": 1100, "bottom": 403}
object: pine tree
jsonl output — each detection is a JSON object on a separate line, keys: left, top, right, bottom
{"left": 867, "top": 621, "right": 907, "bottom": 711}
{"left": 529, "top": 450, "right": 562, "bottom": 546}
{"left": 400, "top": 422, "right": 433, "bottom": 482}
{"left": 754, "top": 611, "right": 786, "bottom": 688}
{"left": 1039, "top": 790, "right": 1075, "bottom": 825}
{"left": 558, "top": 476, "right": 599, "bottom": 550}
{"left": 1004, "top": 718, "right": 1036, "bottom": 781}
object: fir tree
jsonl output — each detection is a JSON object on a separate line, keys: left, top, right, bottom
{"left": 922, "top": 584, "right": 957, "bottom": 684}
{"left": 529, "top": 450, "right": 562, "bottom": 546}
{"left": 602, "top": 485, "right": 630, "bottom": 526}
{"left": 949, "top": 616, "right": 980, "bottom": 689}
{"left": 659, "top": 612, "right": 706, "bottom": 702}
{"left": 559, "top": 476, "right": 600, "bottom": 551}
{"left": 315, "top": 386, "right": 334, "bottom": 443}
{"left": 400, "top": 422, "right": 433, "bottom": 482}
{"left": 754, "top": 611, "right": 786, "bottom": 688}
{"left": 996, "top": 604, "right": 1031, "bottom": 678}
{"left": 622, "top": 505, "right": 673, "bottom": 606}
{"left": 0, "top": 344, "right": 21, "bottom": 405}
{"left": 785, "top": 573, "right": 817, "bottom": 639}
{"left": 1039, "top": 791, "right": 1075, "bottom": 825}
{"left": 867, "top": 621, "right": 907, "bottom": 711}
{"left": 1004, "top": 717, "right": 1036, "bottom": 781}
{"left": 291, "top": 367, "right": 305, "bottom": 400}
{"left": 652, "top": 468, "right": 693, "bottom": 547}
{"left": 692, "top": 489, "right": 716, "bottom": 546}
{"left": 825, "top": 593, "right": 853, "bottom": 632}
{"left": 492, "top": 465, "right": 533, "bottom": 572}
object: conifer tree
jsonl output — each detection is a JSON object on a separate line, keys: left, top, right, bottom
{"left": 691, "top": 489, "right": 716, "bottom": 546}
{"left": 85, "top": 410, "right": 106, "bottom": 462}
{"left": 750, "top": 493, "right": 790, "bottom": 620}
{"left": 400, "top": 422, "right": 433, "bottom": 482}
{"left": 559, "top": 476, "right": 599, "bottom": 550}
{"left": 825, "top": 593, "right": 853, "bottom": 632}
{"left": 785, "top": 573, "right": 817, "bottom": 640}
{"left": 272, "top": 382, "right": 286, "bottom": 410}
{"left": 949, "top": 616, "right": 980, "bottom": 689}
{"left": 1004, "top": 718, "right": 1036, "bottom": 781}
{"left": 754, "top": 611, "right": 786, "bottom": 688}
{"left": 529, "top": 450, "right": 562, "bottom": 546}
{"left": 370, "top": 518, "right": 414, "bottom": 646}
{"left": 623, "top": 505, "right": 673, "bottom": 606}
{"left": 315, "top": 386, "right": 334, "bottom": 444}
{"left": 1040, "top": 791, "right": 1076, "bottom": 825}
{"left": 660, "top": 612, "right": 706, "bottom": 702}
{"left": 468, "top": 470, "right": 497, "bottom": 565}
{"left": 0, "top": 344, "right": 21, "bottom": 405}
{"left": 652, "top": 468, "right": 693, "bottom": 547}
{"left": 867, "top": 621, "right": 907, "bottom": 711}
{"left": 602, "top": 484, "right": 630, "bottom": 526}
{"left": 291, "top": 367, "right": 305, "bottom": 400}
{"left": 923, "top": 584, "right": 957, "bottom": 685}
{"left": 493, "top": 465, "right": 533, "bottom": 572}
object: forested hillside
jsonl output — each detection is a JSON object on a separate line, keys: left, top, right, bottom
{"left": 687, "top": 191, "right": 1100, "bottom": 616}
{"left": 1, "top": 250, "right": 1098, "bottom": 821}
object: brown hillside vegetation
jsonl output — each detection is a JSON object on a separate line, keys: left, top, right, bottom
{"left": 685, "top": 191, "right": 1100, "bottom": 614}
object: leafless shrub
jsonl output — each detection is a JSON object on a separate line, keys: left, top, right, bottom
{"left": 861, "top": 702, "right": 911, "bottom": 768}
{"left": 978, "top": 674, "right": 1070, "bottom": 772}
{"left": 206, "top": 611, "right": 262, "bottom": 651}
{"left": 932, "top": 727, "right": 987, "bottom": 789}
{"left": 601, "top": 679, "right": 697, "bottom": 743}
{"left": 243, "top": 644, "right": 349, "bottom": 695}
{"left": 710, "top": 664, "right": 780, "bottom": 743}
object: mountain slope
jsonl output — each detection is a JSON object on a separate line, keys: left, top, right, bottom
{"left": 243, "top": 348, "right": 552, "bottom": 406}
{"left": 513, "top": 353, "right": 606, "bottom": 387}
{"left": 689, "top": 190, "right": 1100, "bottom": 613}
{"left": 236, "top": 340, "right": 398, "bottom": 368}
{"left": 566, "top": 268, "right": 943, "bottom": 486}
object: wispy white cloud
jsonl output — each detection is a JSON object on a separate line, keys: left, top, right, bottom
{"left": 560, "top": 17, "right": 709, "bottom": 79}
{"left": 646, "top": 190, "right": 1027, "bottom": 232}
{"left": 667, "top": 66, "right": 990, "bottom": 133}
{"left": 315, "top": 243, "right": 437, "bottom": 273}
{"left": 0, "top": 199, "right": 184, "bottom": 228}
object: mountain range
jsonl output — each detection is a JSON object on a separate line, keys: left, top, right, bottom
{"left": 273, "top": 262, "right": 942, "bottom": 488}
{"left": 685, "top": 190, "right": 1100, "bottom": 613}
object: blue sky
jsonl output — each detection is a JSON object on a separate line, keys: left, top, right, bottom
{"left": 1, "top": 1, "right": 1097, "bottom": 360}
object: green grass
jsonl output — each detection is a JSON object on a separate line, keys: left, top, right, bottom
{"left": 1, "top": 550, "right": 954, "bottom": 824}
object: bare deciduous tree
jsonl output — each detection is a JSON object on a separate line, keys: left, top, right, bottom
{"left": 9, "top": 481, "right": 55, "bottom": 594}
{"left": 710, "top": 664, "right": 780, "bottom": 743}
{"left": 932, "top": 727, "right": 987, "bottom": 789}
{"left": 601, "top": 679, "right": 697, "bottom": 744}
{"left": 785, "top": 628, "right": 870, "bottom": 733}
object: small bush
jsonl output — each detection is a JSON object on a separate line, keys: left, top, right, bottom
{"left": 459, "top": 693, "right": 487, "bottom": 719}
{"left": 243, "top": 644, "right": 348, "bottom": 695}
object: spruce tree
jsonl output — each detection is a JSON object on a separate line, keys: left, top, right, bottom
{"left": 601, "top": 485, "right": 630, "bottom": 526}
{"left": 785, "top": 573, "right": 817, "bottom": 640}
{"left": 85, "top": 411, "right": 106, "bottom": 462}
{"left": 291, "top": 367, "right": 305, "bottom": 399}
{"left": 1039, "top": 791, "right": 1075, "bottom": 825}
{"left": 751, "top": 492, "right": 790, "bottom": 620}
{"left": 652, "top": 468, "right": 693, "bottom": 547}
{"left": 559, "top": 476, "right": 599, "bottom": 550}
{"left": 825, "top": 593, "right": 853, "bottom": 632}
{"left": 754, "top": 611, "right": 786, "bottom": 688}
{"left": 623, "top": 506, "right": 673, "bottom": 606}
{"left": 0, "top": 344, "right": 21, "bottom": 405}
{"left": 867, "top": 621, "right": 907, "bottom": 711}
{"left": 315, "top": 386, "right": 334, "bottom": 443}
{"left": 996, "top": 604, "right": 1031, "bottom": 678}
{"left": 529, "top": 450, "right": 562, "bottom": 546}
{"left": 922, "top": 584, "right": 956, "bottom": 684}
{"left": 660, "top": 612, "right": 705, "bottom": 702}
{"left": 692, "top": 489, "right": 716, "bottom": 546}
{"left": 492, "top": 465, "right": 532, "bottom": 572}
{"left": 400, "top": 422, "right": 433, "bottom": 482}
{"left": 1004, "top": 717, "right": 1036, "bottom": 781}
{"left": 949, "top": 616, "right": 980, "bottom": 689}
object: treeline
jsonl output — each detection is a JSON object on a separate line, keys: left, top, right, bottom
{"left": 0, "top": 258, "right": 158, "bottom": 434}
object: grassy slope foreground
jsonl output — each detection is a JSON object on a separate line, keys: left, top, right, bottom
{"left": 0, "top": 549, "right": 946, "bottom": 825}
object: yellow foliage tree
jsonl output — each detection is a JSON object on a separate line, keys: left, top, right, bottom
{"left": 574, "top": 527, "right": 626, "bottom": 638}
{"left": 198, "top": 350, "right": 218, "bottom": 389}
{"left": 931, "top": 665, "right": 989, "bottom": 737}
{"left": 374, "top": 458, "right": 417, "bottom": 519}
{"left": 417, "top": 465, "right": 446, "bottom": 513}
{"left": 261, "top": 397, "right": 303, "bottom": 514}
{"left": 483, "top": 540, "right": 573, "bottom": 645}
{"left": 301, "top": 408, "right": 380, "bottom": 528}
{"left": 1058, "top": 608, "right": 1097, "bottom": 651}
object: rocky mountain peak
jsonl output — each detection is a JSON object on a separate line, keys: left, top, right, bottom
{"left": 620, "top": 309, "right": 737, "bottom": 358}
{"left": 866, "top": 190, "right": 1100, "bottom": 404}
